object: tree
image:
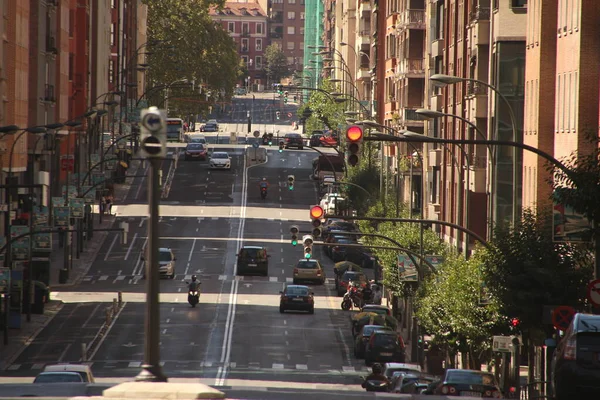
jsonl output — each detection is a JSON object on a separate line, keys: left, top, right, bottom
{"left": 416, "top": 252, "right": 503, "bottom": 369}
{"left": 297, "top": 79, "right": 346, "bottom": 135}
{"left": 480, "top": 209, "right": 591, "bottom": 341}
{"left": 344, "top": 160, "right": 380, "bottom": 215}
{"left": 263, "top": 44, "right": 289, "bottom": 84}
{"left": 142, "top": 0, "right": 240, "bottom": 116}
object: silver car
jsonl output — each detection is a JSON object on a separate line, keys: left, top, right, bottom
{"left": 209, "top": 151, "right": 231, "bottom": 170}
{"left": 142, "top": 248, "right": 176, "bottom": 279}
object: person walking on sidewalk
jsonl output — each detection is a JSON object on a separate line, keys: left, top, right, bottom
{"left": 106, "top": 195, "right": 113, "bottom": 215}
{"left": 100, "top": 196, "right": 106, "bottom": 215}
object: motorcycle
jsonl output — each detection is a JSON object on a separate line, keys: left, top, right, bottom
{"left": 260, "top": 187, "right": 267, "bottom": 200}
{"left": 186, "top": 282, "right": 201, "bottom": 307}
{"left": 341, "top": 283, "right": 364, "bottom": 310}
{"left": 361, "top": 377, "right": 389, "bottom": 392}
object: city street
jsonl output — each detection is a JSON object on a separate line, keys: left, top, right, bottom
{"left": 0, "top": 108, "right": 374, "bottom": 395}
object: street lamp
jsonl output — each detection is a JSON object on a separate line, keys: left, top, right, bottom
{"left": 429, "top": 73, "right": 520, "bottom": 227}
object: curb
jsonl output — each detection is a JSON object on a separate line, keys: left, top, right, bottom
{"left": 0, "top": 301, "right": 64, "bottom": 371}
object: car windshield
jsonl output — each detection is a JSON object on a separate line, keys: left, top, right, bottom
{"left": 212, "top": 153, "right": 228, "bottom": 159}
{"left": 330, "top": 222, "right": 357, "bottom": 231}
{"left": 446, "top": 371, "right": 496, "bottom": 386}
{"left": 158, "top": 251, "right": 172, "bottom": 262}
{"left": 187, "top": 144, "right": 204, "bottom": 150}
{"left": 34, "top": 373, "right": 83, "bottom": 383}
{"left": 343, "top": 272, "right": 365, "bottom": 281}
{"left": 286, "top": 287, "right": 309, "bottom": 296}
{"left": 362, "top": 325, "right": 385, "bottom": 336}
{"left": 297, "top": 261, "right": 319, "bottom": 269}
{"left": 190, "top": 137, "right": 206, "bottom": 143}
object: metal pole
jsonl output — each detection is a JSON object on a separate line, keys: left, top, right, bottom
{"left": 136, "top": 157, "right": 167, "bottom": 382}
{"left": 26, "top": 185, "right": 33, "bottom": 322}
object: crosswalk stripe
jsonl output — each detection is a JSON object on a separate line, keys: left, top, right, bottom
{"left": 7, "top": 364, "right": 20, "bottom": 370}
{"left": 272, "top": 363, "right": 284, "bottom": 369}
{"left": 99, "top": 275, "right": 108, "bottom": 281}
{"left": 296, "top": 364, "right": 308, "bottom": 370}
{"left": 31, "top": 363, "right": 45, "bottom": 370}
{"left": 128, "top": 361, "right": 141, "bottom": 368}
{"left": 342, "top": 366, "right": 355, "bottom": 373}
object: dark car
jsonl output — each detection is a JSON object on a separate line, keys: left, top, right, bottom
{"left": 184, "top": 143, "right": 208, "bottom": 161}
{"left": 361, "top": 304, "right": 392, "bottom": 317}
{"left": 279, "top": 285, "right": 314, "bottom": 314}
{"left": 284, "top": 133, "right": 304, "bottom": 149}
{"left": 337, "top": 270, "right": 367, "bottom": 296}
{"left": 345, "top": 246, "right": 378, "bottom": 269}
{"left": 323, "top": 220, "right": 360, "bottom": 235}
{"left": 354, "top": 324, "right": 392, "bottom": 358}
{"left": 364, "top": 329, "right": 406, "bottom": 365}
{"left": 236, "top": 246, "right": 269, "bottom": 276}
{"left": 202, "top": 123, "right": 218, "bottom": 132}
{"left": 433, "top": 369, "right": 501, "bottom": 397}
{"left": 552, "top": 313, "right": 600, "bottom": 399}
{"left": 330, "top": 238, "right": 358, "bottom": 262}
{"left": 325, "top": 233, "right": 357, "bottom": 258}
{"left": 310, "top": 133, "right": 323, "bottom": 147}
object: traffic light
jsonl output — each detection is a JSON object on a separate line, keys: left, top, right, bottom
{"left": 140, "top": 107, "right": 167, "bottom": 158}
{"left": 302, "top": 234, "right": 314, "bottom": 259}
{"left": 287, "top": 175, "right": 295, "bottom": 191}
{"left": 284, "top": 91, "right": 289, "bottom": 104}
{"left": 277, "top": 85, "right": 283, "bottom": 96}
{"left": 309, "top": 205, "right": 324, "bottom": 238}
{"left": 290, "top": 225, "right": 299, "bottom": 246}
{"left": 276, "top": 111, "right": 281, "bottom": 120}
{"left": 267, "top": 133, "right": 273, "bottom": 146}
{"left": 278, "top": 141, "right": 284, "bottom": 152}
{"left": 509, "top": 317, "right": 521, "bottom": 333}
{"left": 346, "top": 125, "right": 363, "bottom": 167}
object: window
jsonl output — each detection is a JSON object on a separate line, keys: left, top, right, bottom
{"left": 300, "top": 12, "right": 305, "bottom": 20}
{"left": 241, "top": 56, "right": 249, "bottom": 65}
{"left": 108, "top": 59, "right": 114, "bottom": 84}
{"left": 256, "top": 39, "right": 262, "bottom": 51}
{"left": 300, "top": 27, "right": 305, "bottom": 35}
{"left": 228, "top": 22, "right": 235, "bottom": 32}
{"left": 111, "top": 0, "right": 117, "bottom": 8}
{"left": 299, "top": 42, "right": 304, "bottom": 49}
{"left": 256, "top": 23, "right": 263, "bottom": 34}
{"left": 69, "top": 53, "right": 74, "bottom": 80}
{"left": 511, "top": 0, "right": 527, "bottom": 7}
{"left": 288, "top": 11, "right": 296, "bottom": 19}
{"left": 241, "top": 38, "right": 249, "bottom": 52}
{"left": 288, "top": 0, "right": 296, "bottom": 3}
{"left": 255, "top": 56, "right": 263, "bottom": 69}
{"left": 242, "top": 22, "right": 249, "bottom": 34}
{"left": 287, "top": 42, "right": 295, "bottom": 50}
{"left": 287, "top": 26, "right": 295, "bottom": 35}
{"left": 110, "top": 23, "right": 115, "bottom": 46}
{"left": 287, "top": 56, "right": 294, "bottom": 64}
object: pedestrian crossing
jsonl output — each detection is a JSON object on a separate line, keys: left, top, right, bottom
{"left": 81, "top": 273, "right": 336, "bottom": 285}
{"left": 6, "top": 360, "right": 370, "bottom": 374}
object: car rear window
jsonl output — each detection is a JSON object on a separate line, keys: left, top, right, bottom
{"left": 286, "top": 287, "right": 309, "bottom": 296}
{"left": 297, "top": 261, "right": 319, "bottom": 269}
{"left": 240, "top": 248, "right": 266, "bottom": 260}
{"left": 34, "top": 373, "right": 83, "bottom": 383}
{"left": 187, "top": 143, "right": 204, "bottom": 150}
{"left": 343, "top": 271, "right": 365, "bottom": 281}
{"left": 362, "top": 325, "right": 385, "bottom": 336}
{"left": 374, "top": 333, "right": 399, "bottom": 347}
{"left": 577, "top": 317, "right": 600, "bottom": 332}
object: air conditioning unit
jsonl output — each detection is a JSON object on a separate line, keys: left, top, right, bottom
{"left": 428, "top": 149, "right": 441, "bottom": 167}
{"left": 427, "top": 203, "right": 441, "bottom": 218}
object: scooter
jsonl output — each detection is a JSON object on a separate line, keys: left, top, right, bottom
{"left": 188, "top": 290, "right": 199, "bottom": 307}
{"left": 341, "top": 283, "right": 363, "bottom": 310}
{"left": 260, "top": 187, "right": 267, "bottom": 200}
{"left": 361, "top": 377, "right": 390, "bottom": 392}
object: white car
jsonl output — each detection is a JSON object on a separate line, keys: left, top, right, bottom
{"left": 43, "top": 364, "right": 95, "bottom": 383}
{"left": 320, "top": 193, "right": 343, "bottom": 210}
{"left": 209, "top": 151, "right": 231, "bottom": 170}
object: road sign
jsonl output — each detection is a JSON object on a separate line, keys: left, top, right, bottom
{"left": 492, "top": 336, "right": 512, "bottom": 353}
{"left": 287, "top": 112, "right": 292, "bottom": 118}
{"left": 141, "top": 112, "right": 163, "bottom": 131}
{"left": 587, "top": 279, "right": 600, "bottom": 306}
{"left": 252, "top": 142, "right": 259, "bottom": 149}
{"left": 253, "top": 130, "right": 260, "bottom": 138}
{"left": 552, "top": 305, "right": 576, "bottom": 330}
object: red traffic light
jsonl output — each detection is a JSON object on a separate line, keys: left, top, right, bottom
{"left": 510, "top": 318, "right": 520, "bottom": 327}
{"left": 346, "top": 125, "right": 363, "bottom": 142}
{"left": 310, "top": 205, "right": 324, "bottom": 219}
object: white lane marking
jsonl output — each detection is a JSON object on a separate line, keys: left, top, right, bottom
{"left": 269, "top": 277, "right": 278, "bottom": 282}
{"left": 283, "top": 320, "right": 287, "bottom": 325}
{"left": 103, "top": 234, "right": 119, "bottom": 261}
{"left": 273, "top": 363, "right": 284, "bottom": 370}
{"left": 287, "top": 354, "right": 291, "bottom": 360}
{"left": 342, "top": 366, "right": 355, "bottom": 373}
{"left": 7, "top": 364, "right": 20, "bottom": 370}
{"left": 281, "top": 268, "right": 284, "bottom": 274}
{"left": 88, "top": 302, "right": 127, "bottom": 361}
{"left": 128, "top": 361, "right": 141, "bottom": 368}
{"left": 166, "top": 319, "right": 170, "bottom": 323}
{"left": 134, "top": 163, "right": 149, "bottom": 200}
{"left": 57, "top": 343, "right": 72, "bottom": 362}
{"left": 99, "top": 276, "right": 108, "bottom": 281}
{"left": 218, "top": 275, "right": 227, "bottom": 280}
{"left": 31, "top": 363, "right": 45, "bottom": 370}
{"left": 280, "top": 257, "right": 284, "bottom": 263}
{"left": 286, "top": 277, "right": 293, "bottom": 283}
{"left": 296, "top": 364, "right": 308, "bottom": 370}
{"left": 184, "top": 238, "right": 197, "bottom": 275}
{"left": 138, "top": 217, "right": 146, "bottom": 228}
{"left": 113, "top": 275, "right": 125, "bottom": 283}
{"left": 124, "top": 233, "right": 138, "bottom": 260}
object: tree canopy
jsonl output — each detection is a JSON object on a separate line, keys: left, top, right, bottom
{"left": 263, "top": 44, "right": 289, "bottom": 84}
{"left": 297, "top": 79, "right": 346, "bottom": 135}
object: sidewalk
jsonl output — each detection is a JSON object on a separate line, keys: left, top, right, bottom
{"left": 0, "top": 158, "right": 143, "bottom": 371}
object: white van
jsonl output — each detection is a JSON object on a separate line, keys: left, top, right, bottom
{"left": 43, "top": 363, "right": 95, "bottom": 383}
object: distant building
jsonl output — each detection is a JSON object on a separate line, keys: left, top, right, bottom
{"left": 211, "top": 2, "right": 268, "bottom": 91}
{"left": 268, "top": 0, "right": 305, "bottom": 76}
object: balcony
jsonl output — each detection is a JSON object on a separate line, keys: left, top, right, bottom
{"left": 469, "top": 9, "right": 490, "bottom": 47}
{"left": 355, "top": 68, "right": 371, "bottom": 81}
{"left": 402, "top": 107, "right": 426, "bottom": 128}
{"left": 431, "top": 37, "right": 444, "bottom": 57}
{"left": 395, "top": 58, "right": 425, "bottom": 79}
{"left": 468, "top": 166, "right": 486, "bottom": 193}
{"left": 270, "top": 15, "right": 283, "bottom": 24}
{"left": 270, "top": 32, "right": 282, "bottom": 39}
{"left": 357, "top": 33, "right": 371, "bottom": 47}
{"left": 469, "top": 6, "right": 490, "bottom": 23}
{"left": 41, "top": 84, "right": 56, "bottom": 104}
{"left": 466, "top": 82, "right": 487, "bottom": 119}
{"left": 46, "top": 0, "right": 57, "bottom": 9}
{"left": 45, "top": 35, "right": 58, "bottom": 56}
{"left": 359, "top": 1, "right": 371, "bottom": 17}
{"left": 430, "top": 93, "right": 442, "bottom": 111}
{"left": 428, "top": 149, "right": 441, "bottom": 168}
{"left": 396, "top": 9, "right": 426, "bottom": 32}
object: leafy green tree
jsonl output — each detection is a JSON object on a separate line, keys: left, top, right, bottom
{"left": 480, "top": 209, "right": 591, "bottom": 342}
{"left": 343, "top": 159, "right": 380, "bottom": 215}
{"left": 416, "top": 252, "right": 503, "bottom": 369}
{"left": 297, "top": 79, "right": 346, "bottom": 135}
{"left": 263, "top": 44, "right": 289, "bottom": 85}
{"left": 142, "top": 0, "right": 240, "bottom": 116}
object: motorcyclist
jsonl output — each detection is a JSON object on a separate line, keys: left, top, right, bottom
{"left": 188, "top": 275, "right": 201, "bottom": 291}
{"left": 259, "top": 177, "right": 269, "bottom": 190}
{"left": 362, "top": 363, "right": 389, "bottom": 387}
{"left": 372, "top": 284, "right": 382, "bottom": 305}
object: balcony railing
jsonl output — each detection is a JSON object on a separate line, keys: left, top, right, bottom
{"left": 42, "top": 84, "right": 55, "bottom": 103}
{"left": 270, "top": 15, "right": 283, "bottom": 23}
{"left": 469, "top": 6, "right": 490, "bottom": 22}
{"left": 270, "top": 32, "right": 282, "bottom": 39}
{"left": 404, "top": 108, "right": 426, "bottom": 121}
{"left": 241, "top": 47, "right": 249, "bottom": 53}
{"left": 466, "top": 81, "right": 487, "bottom": 96}
{"left": 398, "top": 9, "right": 425, "bottom": 29}
{"left": 359, "top": 30, "right": 370, "bottom": 37}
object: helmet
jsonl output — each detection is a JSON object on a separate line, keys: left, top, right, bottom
{"left": 262, "top": 177, "right": 267, "bottom": 181}
{"left": 372, "top": 363, "right": 383, "bottom": 374}
{"left": 191, "top": 275, "right": 197, "bottom": 281}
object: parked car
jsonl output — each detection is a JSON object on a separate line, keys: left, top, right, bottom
{"left": 43, "top": 364, "right": 95, "bottom": 383}
{"left": 330, "top": 237, "right": 358, "bottom": 262}
{"left": 344, "top": 246, "right": 378, "bottom": 269}
{"left": 141, "top": 248, "right": 176, "bottom": 279}
{"left": 33, "top": 371, "right": 84, "bottom": 383}
{"left": 237, "top": 246, "right": 269, "bottom": 276}
{"left": 337, "top": 270, "right": 367, "bottom": 296}
{"left": 201, "top": 123, "right": 218, "bottom": 132}
{"left": 382, "top": 362, "right": 422, "bottom": 380}
{"left": 433, "top": 369, "right": 502, "bottom": 397}
{"left": 322, "top": 219, "right": 360, "bottom": 235}
{"left": 552, "top": 313, "right": 600, "bottom": 399}
{"left": 354, "top": 324, "right": 392, "bottom": 358}
{"left": 320, "top": 134, "right": 338, "bottom": 147}
{"left": 279, "top": 285, "right": 314, "bottom": 314}
{"left": 292, "top": 259, "right": 326, "bottom": 285}
{"left": 364, "top": 329, "right": 406, "bottom": 365}
{"left": 284, "top": 133, "right": 304, "bottom": 149}
{"left": 310, "top": 132, "right": 323, "bottom": 147}
{"left": 184, "top": 143, "right": 208, "bottom": 161}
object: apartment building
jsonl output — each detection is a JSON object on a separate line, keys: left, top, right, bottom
{"left": 269, "top": 0, "right": 306, "bottom": 72}
{"left": 211, "top": 2, "right": 268, "bottom": 90}
{"left": 523, "top": 0, "right": 600, "bottom": 215}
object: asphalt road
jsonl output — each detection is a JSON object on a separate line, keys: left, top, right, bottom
{"left": 0, "top": 97, "right": 384, "bottom": 398}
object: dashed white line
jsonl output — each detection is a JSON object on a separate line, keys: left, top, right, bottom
{"left": 272, "top": 363, "right": 284, "bottom": 369}
{"left": 124, "top": 233, "right": 138, "bottom": 261}
{"left": 103, "top": 234, "right": 119, "bottom": 261}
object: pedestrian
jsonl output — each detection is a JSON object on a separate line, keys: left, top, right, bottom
{"left": 100, "top": 196, "right": 106, "bottom": 215}
{"left": 106, "top": 195, "right": 113, "bottom": 215}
